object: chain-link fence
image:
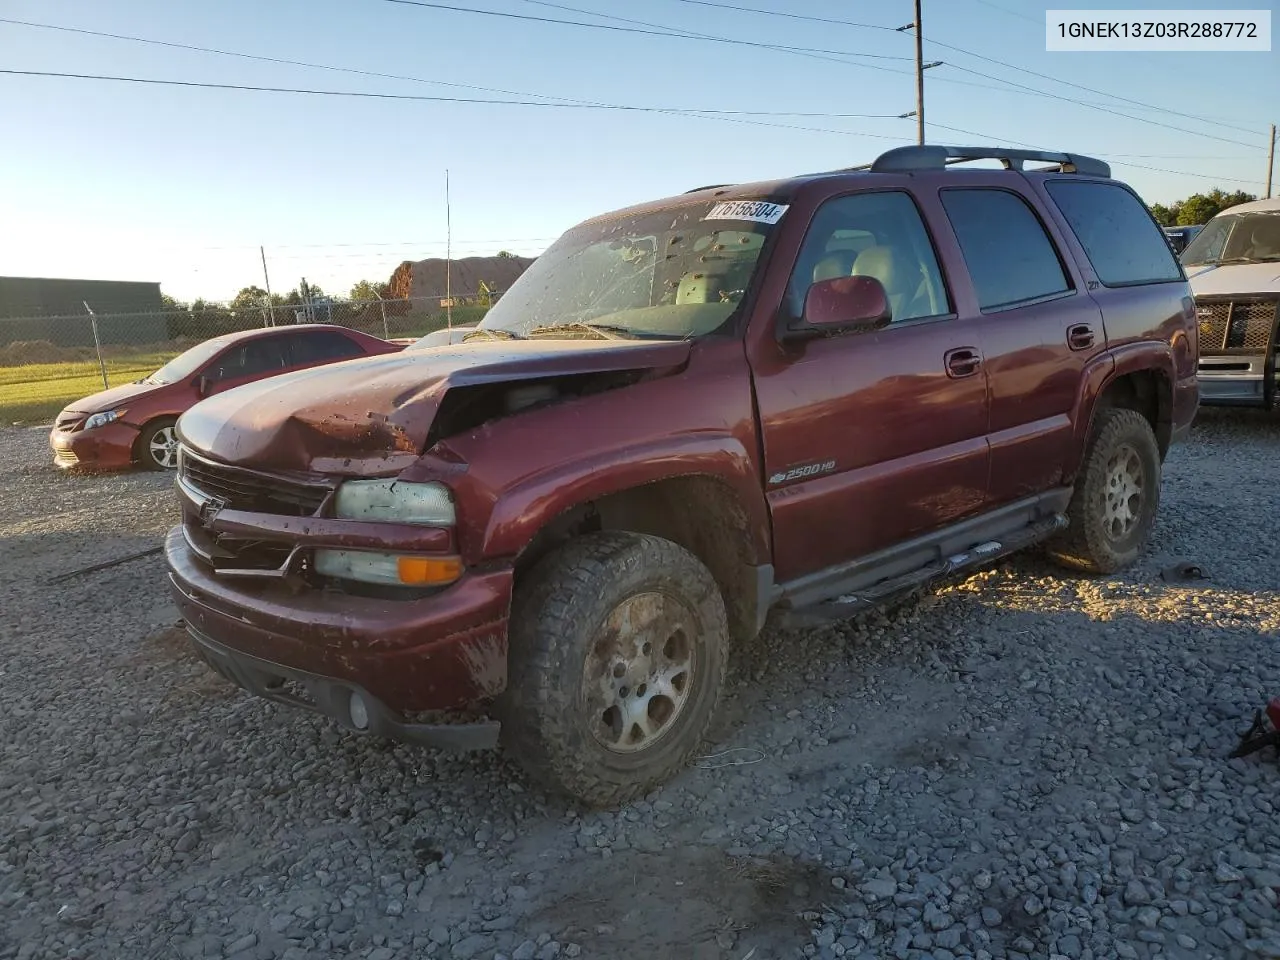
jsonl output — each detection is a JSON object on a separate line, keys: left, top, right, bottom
{"left": 0, "top": 293, "right": 490, "bottom": 424}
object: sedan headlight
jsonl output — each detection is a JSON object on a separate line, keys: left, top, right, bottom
{"left": 332, "top": 479, "right": 455, "bottom": 525}
{"left": 84, "top": 409, "right": 126, "bottom": 430}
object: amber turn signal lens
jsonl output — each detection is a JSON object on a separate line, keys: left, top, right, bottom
{"left": 396, "top": 555, "right": 463, "bottom": 585}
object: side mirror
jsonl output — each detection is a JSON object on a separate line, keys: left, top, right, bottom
{"left": 783, "top": 276, "right": 892, "bottom": 341}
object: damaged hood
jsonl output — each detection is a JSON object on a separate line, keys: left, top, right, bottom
{"left": 176, "top": 338, "right": 691, "bottom": 473}
{"left": 1184, "top": 261, "right": 1280, "bottom": 296}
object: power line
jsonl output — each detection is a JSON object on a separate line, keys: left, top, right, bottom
{"left": 379, "top": 0, "right": 1262, "bottom": 150}
{"left": 925, "top": 121, "right": 1266, "bottom": 186}
{"left": 378, "top": 0, "right": 914, "bottom": 64}
{"left": 0, "top": 19, "right": 914, "bottom": 143}
{"left": 654, "top": 0, "right": 1256, "bottom": 136}
{"left": 0, "top": 68, "right": 902, "bottom": 118}
{"left": 5, "top": 69, "right": 1257, "bottom": 186}
{"left": 655, "top": 0, "right": 898, "bottom": 33}
{"left": 941, "top": 64, "right": 1262, "bottom": 148}
{"left": 0, "top": 16, "right": 588, "bottom": 107}
{"left": 923, "top": 41, "right": 1256, "bottom": 136}
{"left": 968, "top": 0, "right": 1041, "bottom": 25}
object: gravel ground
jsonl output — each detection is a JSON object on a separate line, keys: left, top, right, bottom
{"left": 2, "top": 410, "right": 1279, "bottom": 960}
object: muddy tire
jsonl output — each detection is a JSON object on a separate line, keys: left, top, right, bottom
{"left": 136, "top": 418, "right": 180, "bottom": 471}
{"left": 1047, "top": 408, "right": 1161, "bottom": 575}
{"left": 497, "top": 531, "right": 728, "bottom": 807}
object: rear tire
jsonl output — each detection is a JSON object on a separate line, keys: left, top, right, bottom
{"left": 136, "top": 418, "right": 179, "bottom": 471}
{"left": 1047, "top": 408, "right": 1161, "bottom": 575}
{"left": 496, "top": 532, "right": 728, "bottom": 807}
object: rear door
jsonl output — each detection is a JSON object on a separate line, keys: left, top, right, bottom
{"left": 933, "top": 179, "right": 1107, "bottom": 505}
{"left": 285, "top": 329, "right": 370, "bottom": 369}
{"left": 747, "top": 188, "right": 991, "bottom": 582}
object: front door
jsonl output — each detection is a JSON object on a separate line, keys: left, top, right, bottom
{"left": 201, "top": 334, "right": 292, "bottom": 396}
{"left": 747, "top": 189, "right": 991, "bottom": 583}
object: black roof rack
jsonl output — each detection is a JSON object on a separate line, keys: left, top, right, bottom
{"left": 846, "top": 145, "right": 1110, "bottom": 178}
{"left": 684, "top": 183, "right": 733, "bottom": 193}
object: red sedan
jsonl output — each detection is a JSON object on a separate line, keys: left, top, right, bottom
{"left": 50, "top": 324, "right": 403, "bottom": 471}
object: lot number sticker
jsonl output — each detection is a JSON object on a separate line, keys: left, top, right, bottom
{"left": 704, "top": 201, "right": 789, "bottom": 225}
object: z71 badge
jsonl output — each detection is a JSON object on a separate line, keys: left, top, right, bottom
{"left": 768, "top": 460, "right": 836, "bottom": 485}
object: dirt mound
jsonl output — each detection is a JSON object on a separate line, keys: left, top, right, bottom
{"left": 387, "top": 255, "right": 536, "bottom": 301}
{"left": 0, "top": 340, "right": 93, "bottom": 365}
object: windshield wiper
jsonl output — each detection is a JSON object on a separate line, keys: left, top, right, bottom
{"left": 527, "top": 322, "right": 636, "bottom": 340}
{"left": 461, "top": 328, "right": 525, "bottom": 341}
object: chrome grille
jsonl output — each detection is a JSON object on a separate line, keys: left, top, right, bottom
{"left": 1196, "top": 302, "right": 1230, "bottom": 351}
{"left": 1235, "top": 300, "right": 1278, "bottom": 351}
{"left": 54, "top": 448, "right": 79, "bottom": 467}
{"left": 178, "top": 447, "right": 331, "bottom": 517}
{"left": 54, "top": 412, "right": 84, "bottom": 431}
{"left": 1196, "top": 298, "right": 1279, "bottom": 354}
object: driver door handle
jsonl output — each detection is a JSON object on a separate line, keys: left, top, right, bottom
{"left": 944, "top": 346, "right": 982, "bottom": 379}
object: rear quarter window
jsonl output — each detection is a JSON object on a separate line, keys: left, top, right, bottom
{"left": 1045, "top": 180, "right": 1182, "bottom": 286}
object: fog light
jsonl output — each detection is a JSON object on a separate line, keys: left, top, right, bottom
{"left": 348, "top": 691, "right": 370, "bottom": 731}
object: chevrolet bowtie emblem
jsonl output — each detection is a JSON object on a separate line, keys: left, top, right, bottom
{"left": 198, "top": 495, "right": 229, "bottom": 529}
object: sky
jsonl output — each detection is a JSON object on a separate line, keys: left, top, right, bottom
{"left": 0, "top": 0, "right": 1275, "bottom": 303}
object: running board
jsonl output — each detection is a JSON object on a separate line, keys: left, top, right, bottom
{"left": 776, "top": 513, "right": 1067, "bottom": 628}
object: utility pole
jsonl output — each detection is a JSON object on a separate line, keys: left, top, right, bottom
{"left": 1267, "top": 123, "right": 1275, "bottom": 199}
{"left": 897, "top": 4, "right": 940, "bottom": 145}
{"left": 914, "top": 0, "right": 924, "bottom": 145}
{"left": 445, "top": 169, "right": 453, "bottom": 329}
{"left": 259, "top": 246, "right": 276, "bottom": 326}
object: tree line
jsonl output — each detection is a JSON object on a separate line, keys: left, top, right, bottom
{"left": 1148, "top": 188, "right": 1257, "bottom": 228}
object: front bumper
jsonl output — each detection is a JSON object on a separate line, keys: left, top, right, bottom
{"left": 187, "top": 625, "right": 499, "bottom": 750}
{"left": 164, "top": 526, "right": 513, "bottom": 746}
{"left": 48, "top": 421, "right": 140, "bottom": 470}
{"left": 1196, "top": 359, "right": 1277, "bottom": 407}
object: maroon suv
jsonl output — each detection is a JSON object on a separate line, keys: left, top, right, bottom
{"left": 164, "top": 145, "right": 1199, "bottom": 806}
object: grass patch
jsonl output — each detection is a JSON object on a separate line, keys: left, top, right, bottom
{"left": 0, "top": 353, "right": 176, "bottom": 424}
{"left": 0, "top": 307, "right": 491, "bottom": 424}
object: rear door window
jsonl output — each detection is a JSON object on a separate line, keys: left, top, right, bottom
{"left": 1045, "top": 180, "right": 1182, "bottom": 286}
{"left": 289, "top": 330, "right": 366, "bottom": 365}
{"left": 940, "top": 188, "right": 1072, "bottom": 311}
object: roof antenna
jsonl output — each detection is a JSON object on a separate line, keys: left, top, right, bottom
{"left": 445, "top": 168, "right": 453, "bottom": 330}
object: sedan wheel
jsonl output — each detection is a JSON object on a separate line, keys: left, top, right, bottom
{"left": 137, "top": 419, "right": 180, "bottom": 471}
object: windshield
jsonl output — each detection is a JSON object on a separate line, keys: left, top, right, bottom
{"left": 1181, "top": 211, "right": 1280, "bottom": 265}
{"left": 471, "top": 198, "right": 784, "bottom": 340}
{"left": 148, "top": 338, "right": 230, "bottom": 384}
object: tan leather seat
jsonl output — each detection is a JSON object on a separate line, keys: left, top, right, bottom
{"left": 851, "top": 245, "right": 930, "bottom": 321}
{"left": 812, "top": 250, "right": 856, "bottom": 283}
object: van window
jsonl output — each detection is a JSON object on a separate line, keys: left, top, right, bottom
{"left": 1046, "top": 180, "right": 1182, "bottom": 285}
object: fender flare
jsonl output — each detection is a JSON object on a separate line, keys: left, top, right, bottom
{"left": 1068, "top": 341, "right": 1176, "bottom": 477}
{"left": 477, "top": 433, "right": 771, "bottom": 565}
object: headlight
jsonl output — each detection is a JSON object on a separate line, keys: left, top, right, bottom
{"left": 333, "top": 479, "right": 455, "bottom": 526}
{"left": 314, "top": 549, "right": 462, "bottom": 587}
{"left": 318, "top": 479, "right": 460, "bottom": 586}
{"left": 84, "top": 409, "right": 125, "bottom": 430}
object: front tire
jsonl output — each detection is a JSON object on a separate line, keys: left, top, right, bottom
{"left": 136, "top": 418, "right": 179, "bottom": 471}
{"left": 1047, "top": 408, "right": 1161, "bottom": 574}
{"left": 497, "top": 532, "right": 728, "bottom": 807}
